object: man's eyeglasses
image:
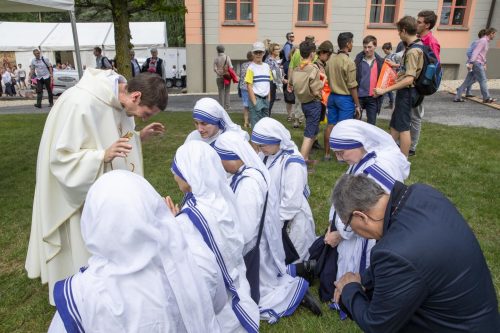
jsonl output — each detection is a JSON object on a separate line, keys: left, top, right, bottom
{"left": 343, "top": 213, "right": 354, "bottom": 232}
{"left": 343, "top": 211, "right": 385, "bottom": 232}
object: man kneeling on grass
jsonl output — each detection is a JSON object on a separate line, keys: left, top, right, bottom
{"left": 288, "top": 40, "right": 323, "bottom": 171}
{"left": 331, "top": 174, "right": 499, "bottom": 333}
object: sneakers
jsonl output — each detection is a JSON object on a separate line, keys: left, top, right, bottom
{"left": 301, "top": 290, "right": 322, "bottom": 316}
{"left": 34, "top": 104, "right": 41, "bottom": 109}
{"left": 484, "top": 98, "right": 497, "bottom": 103}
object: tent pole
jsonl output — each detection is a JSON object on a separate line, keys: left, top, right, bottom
{"left": 69, "top": 10, "right": 83, "bottom": 79}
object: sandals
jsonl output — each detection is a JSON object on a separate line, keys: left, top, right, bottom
{"left": 453, "top": 98, "right": 465, "bottom": 102}
{"left": 483, "top": 98, "right": 497, "bottom": 103}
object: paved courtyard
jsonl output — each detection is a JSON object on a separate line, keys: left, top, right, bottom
{"left": 1, "top": 87, "right": 499, "bottom": 130}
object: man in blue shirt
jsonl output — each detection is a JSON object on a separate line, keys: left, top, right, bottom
{"left": 332, "top": 174, "right": 499, "bottom": 333}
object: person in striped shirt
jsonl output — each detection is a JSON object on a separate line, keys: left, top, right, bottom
{"left": 246, "top": 41, "right": 273, "bottom": 128}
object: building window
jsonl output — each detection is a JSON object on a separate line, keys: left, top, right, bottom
{"left": 440, "top": 0, "right": 467, "bottom": 26}
{"left": 369, "top": 0, "right": 397, "bottom": 24}
{"left": 225, "top": 0, "right": 253, "bottom": 21}
{"left": 298, "top": 0, "right": 326, "bottom": 22}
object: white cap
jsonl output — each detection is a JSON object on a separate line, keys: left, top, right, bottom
{"left": 252, "top": 41, "right": 266, "bottom": 53}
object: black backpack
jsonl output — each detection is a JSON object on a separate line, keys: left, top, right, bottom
{"left": 404, "top": 41, "right": 442, "bottom": 96}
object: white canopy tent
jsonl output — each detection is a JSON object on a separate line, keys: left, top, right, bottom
{"left": 0, "top": 21, "right": 169, "bottom": 71}
{"left": 0, "top": 0, "right": 83, "bottom": 77}
{"left": 0, "top": 0, "right": 74, "bottom": 12}
{"left": 42, "top": 22, "right": 113, "bottom": 51}
{"left": 0, "top": 22, "right": 59, "bottom": 51}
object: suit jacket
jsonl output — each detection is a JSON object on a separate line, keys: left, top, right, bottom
{"left": 341, "top": 181, "right": 499, "bottom": 333}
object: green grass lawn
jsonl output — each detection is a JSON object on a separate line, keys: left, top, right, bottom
{"left": 0, "top": 111, "right": 499, "bottom": 332}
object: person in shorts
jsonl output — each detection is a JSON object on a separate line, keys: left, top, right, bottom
{"left": 17, "top": 64, "right": 27, "bottom": 89}
{"left": 374, "top": 16, "right": 423, "bottom": 157}
{"left": 289, "top": 40, "right": 323, "bottom": 165}
{"left": 324, "top": 32, "right": 361, "bottom": 155}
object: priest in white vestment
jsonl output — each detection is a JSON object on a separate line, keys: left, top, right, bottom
{"left": 25, "top": 69, "right": 168, "bottom": 304}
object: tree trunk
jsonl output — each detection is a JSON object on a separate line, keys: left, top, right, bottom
{"left": 110, "top": 0, "right": 132, "bottom": 80}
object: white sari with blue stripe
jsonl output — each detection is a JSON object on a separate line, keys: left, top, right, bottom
{"left": 251, "top": 118, "right": 316, "bottom": 263}
{"left": 214, "top": 132, "right": 309, "bottom": 324}
{"left": 49, "top": 171, "right": 222, "bottom": 333}
{"left": 185, "top": 97, "right": 249, "bottom": 146}
{"left": 172, "top": 141, "right": 260, "bottom": 333}
{"left": 329, "top": 119, "right": 410, "bottom": 280}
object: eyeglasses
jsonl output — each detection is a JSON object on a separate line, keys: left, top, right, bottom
{"left": 343, "top": 213, "right": 354, "bottom": 232}
{"left": 343, "top": 211, "right": 384, "bottom": 232}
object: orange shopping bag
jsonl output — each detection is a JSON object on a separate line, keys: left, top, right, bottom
{"left": 376, "top": 62, "right": 397, "bottom": 89}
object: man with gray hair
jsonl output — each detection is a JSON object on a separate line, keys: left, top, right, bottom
{"left": 330, "top": 174, "right": 499, "bottom": 332}
{"left": 213, "top": 44, "right": 233, "bottom": 110}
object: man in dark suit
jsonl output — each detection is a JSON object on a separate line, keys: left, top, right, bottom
{"left": 331, "top": 174, "right": 499, "bottom": 333}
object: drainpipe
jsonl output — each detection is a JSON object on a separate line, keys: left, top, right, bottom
{"left": 201, "top": 0, "right": 207, "bottom": 92}
{"left": 486, "top": 0, "right": 496, "bottom": 28}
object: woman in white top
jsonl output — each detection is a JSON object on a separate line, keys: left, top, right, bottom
{"left": 185, "top": 97, "right": 248, "bottom": 146}
{"left": 250, "top": 117, "right": 316, "bottom": 264}
{"left": 168, "top": 141, "right": 260, "bottom": 333}
{"left": 48, "top": 170, "right": 224, "bottom": 333}
{"left": 323, "top": 119, "right": 410, "bottom": 301}
{"left": 214, "top": 132, "right": 321, "bottom": 322}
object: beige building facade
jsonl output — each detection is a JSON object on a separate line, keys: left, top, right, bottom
{"left": 185, "top": 0, "right": 500, "bottom": 93}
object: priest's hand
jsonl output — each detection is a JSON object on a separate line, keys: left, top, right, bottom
{"left": 140, "top": 122, "right": 165, "bottom": 141}
{"left": 165, "top": 196, "right": 180, "bottom": 215}
{"left": 104, "top": 138, "right": 132, "bottom": 162}
{"left": 333, "top": 272, "right": 361, "bottom": 304}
